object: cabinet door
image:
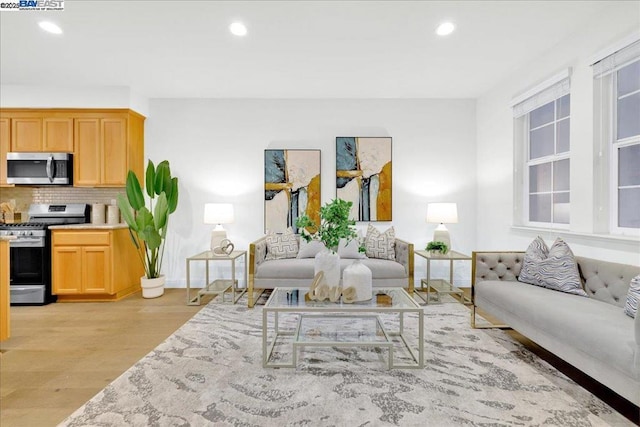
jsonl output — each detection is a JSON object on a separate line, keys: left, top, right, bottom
{"left": 74, "top": 119, "right": 101, "bottom": 186}
{"left": 11, "top": 118, "right": 42, "bottom": 151}
{"left": 101, "top": 118, "right": 127, "bottom": 186}
{"left": 52, "top": 246, "right": 83, "bottom": 294}
{"left": 82, "top": 246, "right": 112, "bottom": 293}
{"left": 0, "top": 118, "right": 9, "bottom": 185}
{"left": 43, "top": 117, "right": 73, "bottom": 152}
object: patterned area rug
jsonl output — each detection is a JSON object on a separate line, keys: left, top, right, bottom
{"left": 60, "top": 296, "right": 632, "bottom": 426}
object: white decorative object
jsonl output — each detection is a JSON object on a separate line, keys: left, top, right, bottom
{"left": 342, "top": 259, "right": 372, "bottom": 302}
{"left": 426, "top": 202, "right": 458, "bottom": 252}
{"left": 141, "top": 275, "right": 165, "bottom": 299}
{"left": 314, "top": 250, "right": 341, "bottom": 288}
{"left": 204, "top": 203, "right": 234, "bottom": 255}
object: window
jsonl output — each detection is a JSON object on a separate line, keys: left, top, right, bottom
{"left": 511, "top": 71, "right": 571, "bottom": 228}
{"left": 593, "top": 39, "right": 640, "bottom": 235}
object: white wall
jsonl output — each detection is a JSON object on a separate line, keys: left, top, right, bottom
{"left": 0, "top": 85, "right": 150, "bottom": 116}
{"left": 146, "top": 99, "right": 477, "bottom": 287}
{"left": 476, "top": 3, "right": 640, "bottom": 265}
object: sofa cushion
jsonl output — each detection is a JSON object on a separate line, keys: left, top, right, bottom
{"left": 518, "top": 237, "right": 586, "bottom": 297}
{"left": 265, "top": 228, "right": 299, "bottom": 260}
{"left": 624, "top": 275, "right": 640, "bottom": 318}
{"left": 475, "top": 280, "right": 637, "bottom": 380}
{"left": 364, "top": 224, "right": 395, "bottom": 260}
{"left": 255, "top": 258, "right": 407, "bottom": 280}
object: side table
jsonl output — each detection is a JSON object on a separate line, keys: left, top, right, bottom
{"left": 185, "top": 250, "right": 247, "bottom": 305}
{"left": 414, "top": 250, "right": 471, "bottom": 305}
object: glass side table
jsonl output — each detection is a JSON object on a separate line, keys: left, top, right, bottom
{"left": 414, "top": 250, "right": 471, "bottom": 305}
{"left": 185, "top": 250, "right": 247, "bottom": 305}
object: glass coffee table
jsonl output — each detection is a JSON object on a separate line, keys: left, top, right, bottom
{"left": 262, "top": 288, "right": 423, "bottom": 369}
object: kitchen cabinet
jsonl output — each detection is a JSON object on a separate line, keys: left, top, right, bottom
{"left": 0, "top": 239, "right": 10, "bottom": 341}
{"left": 0, "top": 109, "right": 145, "bottom": 187}
{"left": 8, "top": 114, "right": 73, "bottom": 152}
{"left": 0, "top": 118, "right": 10, "bottom": 186}
{"left": 52, "top": 227, "right": 144, "bottom": 301}
{"left": 74, "top": 112, "right": 144, "bottom": 187}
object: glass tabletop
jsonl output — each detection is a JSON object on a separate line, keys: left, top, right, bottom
{"left": 264, "top": 288, "right": 420, "bottom": 310}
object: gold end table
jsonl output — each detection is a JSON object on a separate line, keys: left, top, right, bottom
{"left": 185, "top": 250, "right": 247, "bottom": 305}
{"left": 414, "top": 250, "right": 471, "bottom": 305}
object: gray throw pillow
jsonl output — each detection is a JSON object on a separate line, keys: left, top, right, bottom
{"left": 518, "top": 236, "right": 587, "bottom": 297}
{"left": 624, "top": 275, "right": 640, "bottom": 318}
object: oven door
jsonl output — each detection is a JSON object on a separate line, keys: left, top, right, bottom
{"left": 9, "top": 240, "right": 49, "bottom": 304}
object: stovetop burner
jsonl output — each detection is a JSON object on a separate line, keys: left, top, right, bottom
{"left": 0, "top": 222, "right": 48, "bottom": 230}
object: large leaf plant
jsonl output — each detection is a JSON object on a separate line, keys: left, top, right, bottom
{"left": 117, "top": 160, "right": 178, "bottom": 279}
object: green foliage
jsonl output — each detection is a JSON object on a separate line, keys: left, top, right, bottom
{"left": 426, "top": 241, "right": 448, "bottom": 254}
{"left": 295, "top": 198, "right": 359, "bottom": 253}
{"left": 117, "top": 160, "right": 179, "bottom": 279}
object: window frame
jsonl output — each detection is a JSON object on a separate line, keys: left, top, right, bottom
{"left": 523, "top": 95, "right": 571, "bottom": 229}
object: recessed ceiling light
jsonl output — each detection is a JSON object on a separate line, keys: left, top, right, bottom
{"left": 229, "top": 22, "right": 247, "bottom": 36}
{"left": 436, "top": 22, "right": 455, "bottom": 36}
{"left": 38, "top": 21, "right": 63, "bottom": 35}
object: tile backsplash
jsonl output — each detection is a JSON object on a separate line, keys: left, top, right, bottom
{"left": 1, "top": 187, "right": 124, "bottom": 218}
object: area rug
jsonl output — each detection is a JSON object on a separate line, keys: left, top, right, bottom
{"left": 60, "top": 297, "right": 632, "bottom": 426}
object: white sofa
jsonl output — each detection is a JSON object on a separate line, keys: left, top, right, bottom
{"left": 247, "top": 235, "right": 414, "bottom": 308}
{"left": 471, "top": 251, "right": 640, "bottom": 406}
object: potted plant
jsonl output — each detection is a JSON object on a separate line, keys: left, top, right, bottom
{"left": 117, "top": 160, "right": 178, "bottom": 298}
{"left": 296, "top": 198, "right": 359, "bottom": 287}
{"left": 426, "top": 241, "right": 448, "bottom": 256}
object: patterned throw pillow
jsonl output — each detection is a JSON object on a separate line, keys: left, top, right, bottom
{"left": 265, "top": 228, "right": 299, "bottom": 260}
{"left": 518, "top": 236, "right": 587, "bottom": 297}
{"left": 624, "top": 275, "right": 640, "bottom": 318}
{"left": 364, "top": 224, "right": 395, "bottom": 260}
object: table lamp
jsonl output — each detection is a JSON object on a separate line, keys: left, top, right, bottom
{"left": 204, "top": 203, "right": 234, "bottom": 254}
{"left": 426, "top": 202, "right": 458, "bottom": 252}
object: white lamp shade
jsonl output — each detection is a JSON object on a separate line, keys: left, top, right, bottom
{"left": 426, "top": 203, "right": 458, "bottom": 224}
{"left": 204, "top": 203, "right": 234, "bottom": 224}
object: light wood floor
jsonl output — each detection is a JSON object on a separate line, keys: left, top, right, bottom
{"left": 1, "top": 289, "right": 638, "bottom": 426}
{"left": 0, "top": 289, "right": 208, "bottom": 427}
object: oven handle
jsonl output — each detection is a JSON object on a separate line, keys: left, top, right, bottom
{"left": 10, "top": 239, "right": 45, "bottom": 248}
{"left": 46, "top": 155, "right": 54, "bottom": 183}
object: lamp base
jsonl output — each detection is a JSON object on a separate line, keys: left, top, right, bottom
{"left": 432, "top": 224, "right": 451, "bottom": 253}
{"left": 210, "top": 229, "right": 228, "bottom": 255}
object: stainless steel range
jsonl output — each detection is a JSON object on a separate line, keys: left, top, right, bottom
{"left": 0, "top": 203, "right": 90, "bottom": 305}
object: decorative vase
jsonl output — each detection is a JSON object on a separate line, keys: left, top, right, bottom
{"left": 140, "top": 275, "right": 165, "bottom": 298}
{"left": 314, "top": 250, "right": 341, "bottom": 288}
{"left": 342, "top": 259, "right": 372, "bottom": 302}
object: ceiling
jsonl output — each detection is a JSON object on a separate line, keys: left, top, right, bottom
{"left": 0, "top": 1, "right": 625, "bottom": 99}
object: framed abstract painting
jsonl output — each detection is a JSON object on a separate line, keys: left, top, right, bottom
{"left": 336, "top": 137, "right": 392, "bottom": 221}
{"left": 264, "top": 149, "right": 321, "bottom": 233}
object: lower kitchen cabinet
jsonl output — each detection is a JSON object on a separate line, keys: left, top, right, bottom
{"left": 52, "top": 228, "right": 144, "bottom": 301}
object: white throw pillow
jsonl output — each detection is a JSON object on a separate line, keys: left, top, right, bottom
{"left": 518, "top": 236, "right": 586, "bottom": 297}
{"left": 297, "top": 239, "right": 326, "bottom": 258}
{"left": 364, "top": 224, "right": 395, "bottom": 260}
{"left": 337, "top": 230, "right": 366, "bottom": 259}
{"left": 265, "top": 228, "right": 299, "bottom": 260}
{"left": 624, "top": 275, "right": 640, "bottom": 318}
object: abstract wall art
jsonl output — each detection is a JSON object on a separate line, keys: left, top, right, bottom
{"left": 336, "top": 137, "right": 392, "bottom": 221}
{"left": 264, "top": 149, "right": 321, "bottom": 233}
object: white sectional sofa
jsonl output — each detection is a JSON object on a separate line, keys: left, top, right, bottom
{"left": 471, "top": 251, "right": 640, "bottom": 406}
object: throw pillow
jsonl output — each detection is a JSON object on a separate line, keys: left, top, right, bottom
{"left": 296, "top": 239, "right": 326, "bottom": 258}
{"left": 518, "top": 236, "right": 587, "bottom": 296}
{"left": 624, "top": 275, "right": 640, "bottom": 318}
{"left": 364, "top": 224, "right": 395, "bottom": 260}
{"left": 265, "top": 228, "right": 299, "bottom": 260}
{"left": 337, "top": 230, "right": 367, "bottom": 259}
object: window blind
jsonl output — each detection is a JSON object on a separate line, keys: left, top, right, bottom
{"left": 511, "top": 77, "right": 570, "bottom": 118}
{"left": 592, "top": 40, "right": 640, "bottom": 78}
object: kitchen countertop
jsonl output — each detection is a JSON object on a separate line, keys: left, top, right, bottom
{"left": 48, "top": 223, "right": 129, "bottom": 230}
{"left": 0, "top": 236, "right": 17, "bottom": 241}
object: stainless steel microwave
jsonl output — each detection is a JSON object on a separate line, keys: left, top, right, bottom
{"left": 6, "top": 152, "right": 73, "bottom": 185}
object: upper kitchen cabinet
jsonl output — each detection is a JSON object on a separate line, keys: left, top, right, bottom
{"left": 0, "top": 118, "right": 10, "bottom": 186}
{"left": 74, "top": 111, "right": 144, "bottom": 187}
{"left": 6, "top": 112, "right": 74, "bottom": 152}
